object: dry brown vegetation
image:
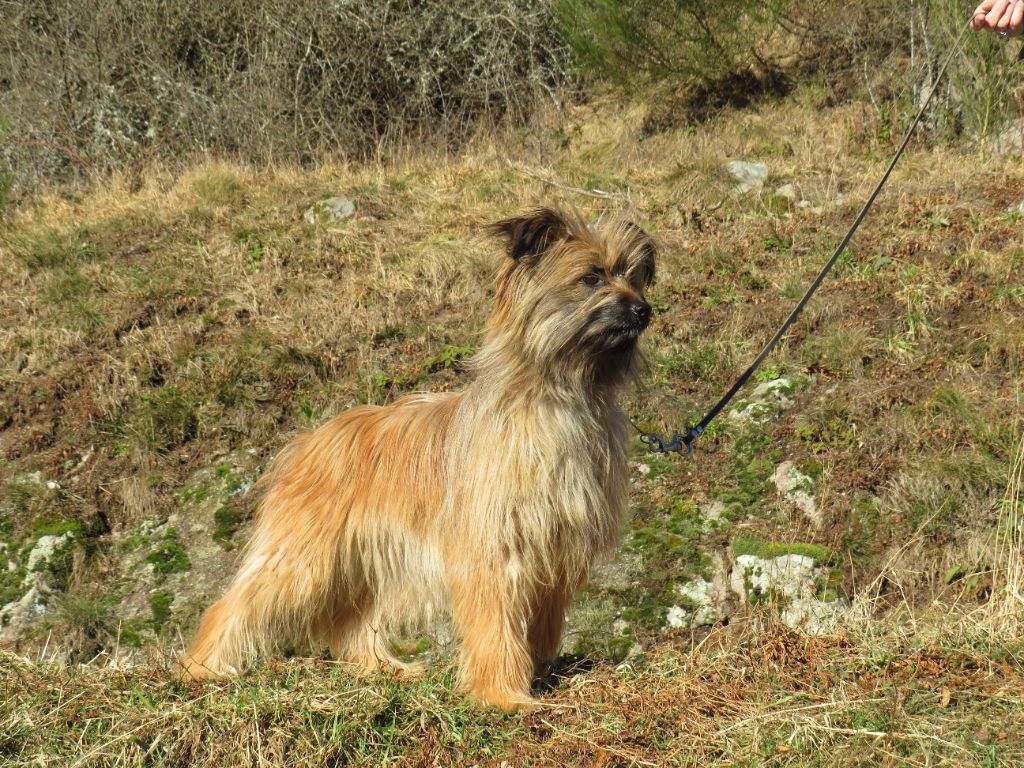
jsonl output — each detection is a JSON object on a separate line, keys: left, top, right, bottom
{"left": 0, "top": 0, "right": 569, "bottom": 188}
{"left": 3, "top": 616, "right": 1022, "bottom": 766}
{"left": 1, "top": 45, "right": 1024, "bottom": 766}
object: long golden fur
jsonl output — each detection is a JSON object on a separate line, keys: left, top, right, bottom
{"left": 181, "top": 208, "right": 656, "bottom": 709}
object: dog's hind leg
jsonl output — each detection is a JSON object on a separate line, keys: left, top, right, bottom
{"left": 327, "top": 596, "right": 424, "bottom": 678}
{"left": 181, "top": 538, "right": 335, "bottom": 680}
{"left": 180, "top": 580, "right": 265, "bottom": 681}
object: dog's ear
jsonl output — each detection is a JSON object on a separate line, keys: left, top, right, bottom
{"left": 624, "top": 221, "right": 657, "bottom": 287}
{"left": 488, "top": 208, "right": 568, "bottom": 263}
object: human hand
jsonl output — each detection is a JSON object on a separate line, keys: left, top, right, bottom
{"left": 972, "top": 0, "right": 1024, "bottom": 37}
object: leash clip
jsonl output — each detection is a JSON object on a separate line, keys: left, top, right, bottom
{"left": 639, "top": 431, "right": 684, "bottom": 454}
{"left": 638, "top": 424, "right": 703, "bottom": 456}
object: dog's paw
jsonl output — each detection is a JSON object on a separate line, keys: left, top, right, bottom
{"left": 178, "top": 656, "right": 236, "bottom": 683}
{"left": 472, "top": 689, "right": 542, "bottom": 712}
{"left": 391, "top": 660, "right": 427, "bottom": 681}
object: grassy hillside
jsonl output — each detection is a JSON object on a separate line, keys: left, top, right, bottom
{"left": 2, "top": 88, "right": 1023, "bottom": 764}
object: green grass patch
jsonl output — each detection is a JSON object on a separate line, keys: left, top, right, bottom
{"left": 733, "top": 536, "right": 837, "bottom": 566}
{"left": 192, "top": 171, "right": 247, "bottom": 207}
{"left": 8, "top": 227, "right": 102, "bottom": 272}
{"left": 31, "top": 516, "right": 85, "bottom": 538}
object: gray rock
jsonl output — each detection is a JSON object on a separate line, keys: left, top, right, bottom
{"left": 726, "top": 160, "right": 769, "bottom": 192}
{"left": 729, "top": 553, "right": 846, "bottom": 633}
{"left": 664, "top": 577, "right": 720, "bottom": 629}
{"left": 731, "top": 553, "right": 818, "bottom": 604}
{"left": 989, "top": 122, "right": 1024, "bottom": 155}
{"left": 0, "top": 532, "right": 76, "bottom": 638}
{"left": 774, "top": 183, "right": 799, "bottom": 200}
{"left": 663, "top": 552, "right": 730, "bottom": 631}
{"left": 797, "top": 192, "right": 848, "bottom": 216}
{"left": 728, "top": 377, "right": 796, "bottom": 424}
{"left": 700, "top": 500, "right": 726, "bottom": 532}
{"left": 304, "top": 196, "right": 356, "bottom": 225}
{"left": 771, "top": 461, "right": 821, "bottom": 528}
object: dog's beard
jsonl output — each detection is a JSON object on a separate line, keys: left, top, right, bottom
{"left": 545, "top": 303, "right": 646, "bottom": 386}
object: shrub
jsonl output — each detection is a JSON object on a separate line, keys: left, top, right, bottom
{"left": 556, "top": 0, "right": 790, "bottom": 86}
{"left": 556, "top": 0, "right": 795, "bottom": 123}
{"left": 556, "top": 0, "right": 1024, "bottom": 138}
{"left": 0, "top": 0, "right": 571, "bottom": 189}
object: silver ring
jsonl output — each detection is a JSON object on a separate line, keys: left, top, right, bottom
{"left": 1001, "top": 30, "right": 1010, "bottom": 37}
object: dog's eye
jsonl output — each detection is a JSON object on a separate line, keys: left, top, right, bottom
{"left": 580, "top": 272, "right": 604, "bottom": 287}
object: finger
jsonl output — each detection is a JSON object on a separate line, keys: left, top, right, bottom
{"left": 974, "top": 0, "right": 998, "bottom": 28}
{"left": 987, "top": 0, "right": 1010, "bottom": 26}
{"left": 1011, "top": 0, "right": 1024, "bottom": 34}
{"left": 996, "top": 0, "right": 1017, "bottom": 30}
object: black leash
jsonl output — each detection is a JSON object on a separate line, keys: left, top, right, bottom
{"left": 636, "top": 19, "right": 973, "bottom": 456}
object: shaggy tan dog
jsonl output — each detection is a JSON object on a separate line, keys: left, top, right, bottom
{"left": 181, "top": 208, "right": 656, "bottom": 709}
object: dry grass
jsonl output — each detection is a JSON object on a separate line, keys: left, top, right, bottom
{"left": 975, "top": 432, "right": 1024, "bottom": 636}
{"left": 2, "top": 618, "right": 1022, "bottom": 766}
{"left": 2, "top": 85, "right": 1024, "bottom": 764}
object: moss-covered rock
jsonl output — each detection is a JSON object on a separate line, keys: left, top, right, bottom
{"left": 728, "top": 542, "right": 846, "bottom": 633}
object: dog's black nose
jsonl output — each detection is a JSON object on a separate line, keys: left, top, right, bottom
{"left": 631, "top": 300, "right": 652, "bottom": 329}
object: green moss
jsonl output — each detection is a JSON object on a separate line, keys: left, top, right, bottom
{"left": 118, "top": 535, "right": 147, "bottom": 553}
{"left": 149, "top": 590, "right": 175, "bottom": 630}
{"left": 715, "top": 456, "right": 773, "bottom": 519}
{"left": 628, "top": 497, "right": 710, "bottom": 585}
{"left": 0, "top": 566, "right": 25, "bottom": 607}
{"left": 118, "top": 624, "right": 144, "bottom": 648}
{"left": 31, "top": 517, "right": 85, "bottom": 538}
{"left": 177, "top": 483, "right": 210, "bottom": 505}
{"left": 795, "top": 404, "right": 857, "bottom": 455}
{"left": 733, "top": 537, "right": 837, "bottom": 566}
{"left": 796, "top": 461, "right": 824, "bottom": 481}
{"left": 213, "top": 504, "right": 243, "bottom": 546}
{"left": 145, "top": 529, "right": 191, "bottom": 582}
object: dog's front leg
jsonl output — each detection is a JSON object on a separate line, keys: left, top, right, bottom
{"left": 448, "top": 561, "right": 538, "bottom": 710}
{"left": 527, "top": 586, "right": 572, "bottom": 672}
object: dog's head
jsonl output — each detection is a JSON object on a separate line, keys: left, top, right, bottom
{"left": 484, "top": 207, "right": 656, "bottom": 386}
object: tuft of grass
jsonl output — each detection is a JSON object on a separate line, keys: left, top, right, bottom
{"left": 979, "top": 432, "right": 1024, "bottom": 638}
{"left": 8, "top": 227, "right": 101, "bottom": 272}
{"left": 192, "top": 171, "right": 248, "bottom": 208}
